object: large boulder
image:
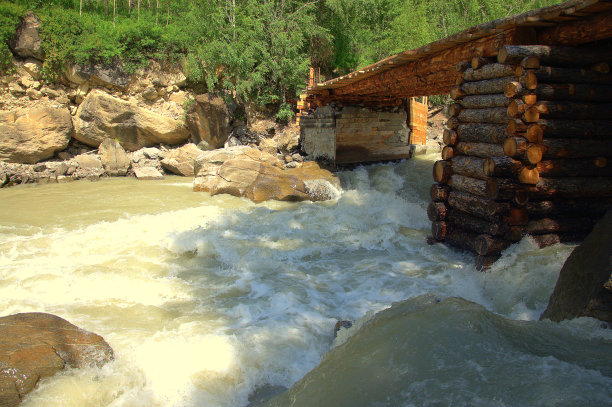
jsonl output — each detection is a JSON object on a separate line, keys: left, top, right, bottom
{"left": 0, "top": 107, "right": 73, "bottom": 164}
{"left": 9, "top": 12, "right": 44, "bottom": 61}
{"left": 193, "top": 147, "right": 340, "bottom": 202}
{"left": 0, "top": 313, "right": 113, "bottom": 407}
{"left": 98, "top": 138, "right": 130, "bottom": 176}
{"left": 63, "top": 63, "right": 130, "bottom": 89}
{"left": 160, "top": 143, "right": 201, "bottom": 176}
{"left": 540, "top": 210, "right": 612, "bottom": 323}
{"left": 73, "top": 90, "right": 190, "bottom": 151}
{"left": 186, "top": 94, "right": 229, "bottom": 149}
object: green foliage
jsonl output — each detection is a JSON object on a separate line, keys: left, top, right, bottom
{"left": 0, "top": 1, "right": 25, "bottom": 72}
{"left": 276, "top": 102, "right": 295, "bottom": 124}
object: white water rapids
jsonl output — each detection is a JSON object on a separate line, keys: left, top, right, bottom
{"left": 1, "top": 153, "right": 610, "bottom": 406}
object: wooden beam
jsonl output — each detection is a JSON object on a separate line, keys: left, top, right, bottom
{"left": 537, "top": 10, "right": 612, "bottom": 46}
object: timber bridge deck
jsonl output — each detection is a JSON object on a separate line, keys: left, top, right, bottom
{"left": 298, "top": 0, "right": 612, "bottom": 269}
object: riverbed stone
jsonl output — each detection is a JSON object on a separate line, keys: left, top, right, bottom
{"left": 541, "top": 210, "right": 612, "bottom": 323}
{"left": 0, "top": 107, "right": 73, "bottom": 164}
{"left": 98, "top": 138, "right": 130, "bottom": 176}
{"left": 0, "top": 312, "right": 113, "bottom": 407}
{"left": 73, "top": 90, "right": 190, "bottom": 150}
{"left": 160, "top": 143, "right": 201, "bottom": 176}
{"left": 193, "top": 146, "right": 340, "bottom": 202}
{"left": 134, "top": 166, "right": 164, "bottom": 180}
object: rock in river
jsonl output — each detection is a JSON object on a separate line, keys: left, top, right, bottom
{"left": 0, "top": 313, "right": 113, "bottom": 407}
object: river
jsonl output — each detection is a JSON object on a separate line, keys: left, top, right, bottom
{"left": 1, "top": 153, "right": 611, "bottom": 406}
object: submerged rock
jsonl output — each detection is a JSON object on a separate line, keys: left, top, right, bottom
{"left": 193, "top": 147, "right": 340, "bottom": 203}
{"left": 73, "top": 90, "right": 190, "bottom": 151}
{"left": 541, "top": 210, "right": 612, "bottom": 323}
{"left": 0, "top": 107, "right": 73, "bottom": 164}
{"left": 0, "top": 312, "right": 113, "bottom": 407}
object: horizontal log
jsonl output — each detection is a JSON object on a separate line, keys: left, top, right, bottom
{"left": 507, "top": 99, "right": 530, "bottom": 117}
{"left": 537, "top": 158, "right": 612, "bottom": 177}
{"left": 456, "top": 123, "right": 508, "bottom": 144}
{"left": 454, "top": 142, "right": 505, "bottom": 158}
{"left": 518, "top": 167, "right": 540, "bottom": 185}
{"left": 540, "top": 138, "right": 612, "bottom": 160}
{"left": 449, "top": 156, "right": 488, "bottom": 180}
{"left": 448, "top": 174, "right": 488, "bottom": 198}
{"left": 497, "top": 45, "right": 610, "bottom": 67}
{"left": 486, "top": 177, "right": 526, "bottom": 201}
{"left": 433, "top": 160, "right": 453, "bottom": 183}
{"left": 446, "top": 117, "right": 460, "bottom": 129}
{"left": 443, "top": 129, "right": 458, "bottom": 146}
{"left": 449, "top": 103, "right": 462, "bottom": 117}
{"left": 428, "top": 201, "right": 449, "bottom": 221}
{"left": 531, "top": 101, "right": 612, "bottom": 120}
{"left": 504, "top": 137, "right": 543, "bottom": 165}
{"left": 475, "top": 234, "right": 512, "bottom": 256}
{"left": 471, "top": 56, "right": 495, "bottom": 70}
{"left": 518, "top": 65, "right": 612, "bottom": 84}
{"left": 483, "top": 156, "right": 523, "bottom": 178}
{"left": 530, "top": 232, "right": 589, "bottom": 248}
{"left": 448, "top": 190, "right": 509, "bottom": 222}
{"left": 441, "top": 146, "right": 455, "bottom": 160}
{"left": 456, "top": 61, "right": 471, "bottom": 72}
{"left": 527, "top": 177, "right": 612, "bottom": 199}
{"left": 460, "top": 77, "right": 516, "bottom": 96}
{"left": 475, "top": 254, "right": 501, "bottom": 271}
{"left": 457, "top": 107, "right": 510, "bottom": 124}
{"left": 462, "top": 63, "right": 516, "bottom": 81}
{"left": 444, "top": 227, "right": 479, "bottom": 253}
{"left": 504, "top": 81, "right": 526, "bottom": 98}
{"left": 459, "top": 94, "right": 511, "bottom": 109}
{"left": 447, "top": 209, "right": 509, "bottom": 236}
{"left": 520, "top": 56, "right": 540, "bottom": 70}
{"left": 535, "top": 83, "right": 612, "bottom": 103}
{"left": 431, "top": 221, "right": 448, "bottom": 240}
{"left": 520, "top": 71, "right": 538, "bottom": 90}
{"left": 430, "top": 184, "right": 450, "bottom": 202}
{"left": 507, "top": 118, "right": 527, "bottom": 134}
{"left": 526, "top": 199, "right": 612, "bottom": 218}
{"left": 536, "top": 119, "right": 612, "bottom": 139}
{"left": 524, "top": 217, "right": 597, "bottom": 235}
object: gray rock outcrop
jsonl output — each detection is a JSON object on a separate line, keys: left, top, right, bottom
{"left": 73, "top": 90, "right": 190, "bottom": 150}
{"left": 98, "top": 138, "right": 130, "bottom": 176}
{"left": 186, "top": 94, "right": 229, "bottom": 149}
{"left": 0, "top": 107, "right": 73, "bottom": 164}
{"left": 0, "top": 312, "right": 113, "bottom": 407}
{"left": 9, "top": 12, "right": 44, "bottom": 60}
{"left": 541, "top": 210, "right": 612, "bottom": 323}
{"left": 63, "top": 63, "right": 131, "bottom": 89}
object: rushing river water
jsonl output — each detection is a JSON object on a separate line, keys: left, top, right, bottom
{"left": 1, "top": 153, "right": 611, "bottom": 407}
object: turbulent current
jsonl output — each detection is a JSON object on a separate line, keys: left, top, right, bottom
{"left": 1, "top": 153, "right": 611, "bottom": 407}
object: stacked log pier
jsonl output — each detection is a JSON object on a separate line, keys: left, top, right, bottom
{"left": 429, "top": 45, "right": 612, "bottom": 270}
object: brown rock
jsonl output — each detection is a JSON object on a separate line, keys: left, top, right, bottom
{"left": 134, "top": 166, "right": 164, "bottom": 180}
{"left": 98, "top": 138, "right": 130, "bottom": 176}
{"left": 0, "top": 107, "right": 73, "bottom": 164}
{"left": 186, "top": 94, "right": 229, "bottom": 149}
{"left": 541, "top": 210, "right": 612, "bottom": 323}
{"left": 193, "top": 146, "right": 339, "bottom": 202}
{"left": 160, "top": 143, "right": 201, "bottom": 176}
{"left": 73, "top": 90, "right": 189, "bottom": 150}
{"left": 0, "top": 313, "right": 113, "bottom": 407}
{"left": 9, "top": 12, "right": 44, "bottom": 60}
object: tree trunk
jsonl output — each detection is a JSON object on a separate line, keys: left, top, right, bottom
{"left": 504, "top": 137, "right": 543, "bottom": 165}
{"left": 518, "top": 65, "right": 612, "bottom": 84}
{"left": 463, "top": 63, "right": 516, "bottom": 82}
{"left": 528, "top": 177, "right": 612, "bottom": 199}
{"left": 448, "top": 190, "right": 509, "bottom": 222}
{"left": 483, "top": 156, "right": 523, "bottom": 177}
{"left": 486, "top": 177, "right": 525, "bottom": 201}
{"left": 456, "top": 123, "right": 508, "bottom": 145}
{"left": 536, "top": 158, "right": 612, "bottom": 177}
{"left": 541, "top": 138, "right": 612, "bottom": 160}
{"left": 449, "top": 174, "right": 488, "bottom": 198}
{"left": 497, "top": 45, "right": 609, "bottom": 67}
{"left": 535, "top": 119, "right": 612, "bottom": 138}
{"left": 447, "top": 209, "right": 510, "bottom": 236}
{"left": 449, "top": 156, "right": 489, "bottom": 180}
{"left": 531, "top": 101, "right": 612, "bottom": 120}
{"left": 430, "top": 184, "right": 450, "bottom": 202}
{"left": 526, "top": 199, "right": 612, "bottom": 218}
{"left": 518, "top": 167, "right": 540, "bottom": 185}
{"left": 433, "top": 160, "right": 453, "bottom": 183}
{"left": 457, "top": 107, "right": 510, "bottom": 124}
{"left": 475, "top": 234, "right": 512, "bottom": 256}
{"left": 444, "top": 227, "right": 479, "bottom": 252}
{"left": 459, "top": 94, "right": 511, "bottom": 109}
{"left": 431, "top": 221, "right": 448, "bottom": 240}
{"left": 471, "top": 56, "right": 495, "bottom": 70}
{"left": 454, "top": 142, "right": 505, "bottom": 158}
{"left": 460, "top": 77, "right": 516, "bottom": 96}
{"left": 536, "top": 83, "right": 612, "bottom": 103}
{"left": 428, "top": 201, "right": 449, "bottom": 221}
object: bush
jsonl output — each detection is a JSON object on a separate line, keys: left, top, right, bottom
{"left": 276, "top": 103, "right": 295, "bottom": 124}
{"left": 0, "top": 1, "right": 25, "bottom": 72}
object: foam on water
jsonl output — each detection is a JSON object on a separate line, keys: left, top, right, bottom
{"left": 0, "top": 158, "right": 607, "bottom": 406}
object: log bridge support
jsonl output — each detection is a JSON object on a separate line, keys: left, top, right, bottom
{"left": 300, "top": 0, "right": 612, "bottom": 269}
